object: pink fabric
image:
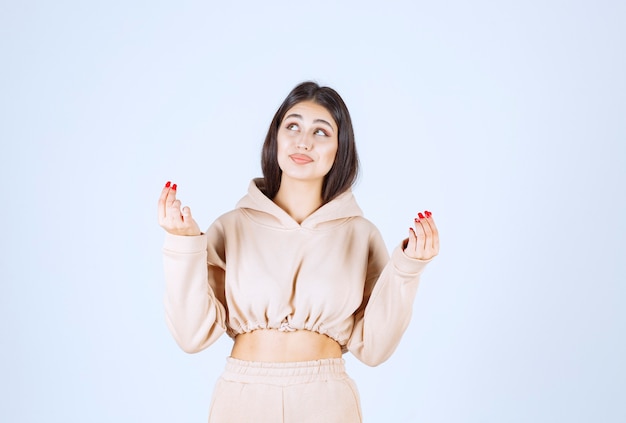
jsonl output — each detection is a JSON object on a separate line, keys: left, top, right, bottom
{"left": 163, "top": 179, "right": 432, "bottom": 366}
{"left": 207, "top": 357, "right": 362, "bottom": 423}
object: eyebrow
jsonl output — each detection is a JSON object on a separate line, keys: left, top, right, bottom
{"left": 284, "top": 113, "right": 335, "bottom": 130}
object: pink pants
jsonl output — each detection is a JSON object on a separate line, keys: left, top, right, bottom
{"left": 207, "top": 357, "right": 363, "bottom": 423}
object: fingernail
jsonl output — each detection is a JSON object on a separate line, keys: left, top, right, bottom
{"left": 418, "top": 212, "right": 425, "bottom": 219}
{"left": 414, "top": 217, "right": 420, "bottom": 222}
{"left": 425, "top": 210, "right": 432, "bottom": 218}
{"left": 172, "top": 184, "right": 177, "bottom": 190}
{"left": 165, "top": 181, "right": 171, "bottom": 188}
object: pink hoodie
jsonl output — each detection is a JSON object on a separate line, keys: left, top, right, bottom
{"left": 163, "top": 178, "right": 432, "bottom": 366}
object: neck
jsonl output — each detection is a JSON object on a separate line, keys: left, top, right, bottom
{"left": 273, "top": 177, "right": 324, "bottom": 224}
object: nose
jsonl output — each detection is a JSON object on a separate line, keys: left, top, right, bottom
{"left": 296, "top": 133, "right": 312, "bottom": 150}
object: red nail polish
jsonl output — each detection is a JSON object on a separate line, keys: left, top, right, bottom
{"left": 172, "top": 184, "right": 177, "bottom": 190}
{"left": 165, "top": 181, "right": 171, "bottom": 188}
{"left": 414, "top": 217, "right": 420, "bottom": 222}
{"left": 418, "top": 212, "right": 425, "bottom": 219}
{"left": 425, "top": 210, "right": 432, "bottom": 218}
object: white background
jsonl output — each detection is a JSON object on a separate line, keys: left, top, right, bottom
{"left": 1, "top": 1, "right": 624, "bottom": 422}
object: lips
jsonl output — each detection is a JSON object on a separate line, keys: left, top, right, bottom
{"left": 289, "top": 154, "right": 313, "bottom": 164}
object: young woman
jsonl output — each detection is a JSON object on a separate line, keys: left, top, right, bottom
{"left": 157, "top": 81, "right": 439, "bottom": 422}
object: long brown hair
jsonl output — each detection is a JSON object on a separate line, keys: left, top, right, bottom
{"left": 261, "top": 81, "right": 360, "bottom": 203}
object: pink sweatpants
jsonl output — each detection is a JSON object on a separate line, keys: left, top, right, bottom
{"left": 207, "top": 357, "right": 363, "bottom": 423}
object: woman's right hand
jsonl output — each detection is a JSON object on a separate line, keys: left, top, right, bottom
{"left": 157, "top": 181, "right": 202, "bottom": 236}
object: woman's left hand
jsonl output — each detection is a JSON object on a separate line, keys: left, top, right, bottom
{"left": 405, "top": 211, "right": 439, "bottom": 260}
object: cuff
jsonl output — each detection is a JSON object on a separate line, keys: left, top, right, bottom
{"left": 163, "top": 232, "right": 207, "bottom": 254}
{"left": 391, "top": 241, "right": 433, "bottom": 275}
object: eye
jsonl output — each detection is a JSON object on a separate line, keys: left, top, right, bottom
{"left": 286, "top": 123, "right": 299, "bottom": 131}
{"left": 314, "top": 128, "right": 329, "bottom": 136}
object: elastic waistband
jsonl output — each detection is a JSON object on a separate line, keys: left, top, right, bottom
{"left": 222, "top": 357, "right": 347, "bottom": 386}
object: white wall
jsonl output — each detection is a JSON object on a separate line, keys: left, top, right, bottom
{"left": 1, "top": 1, "right": 624, "bottom": 422}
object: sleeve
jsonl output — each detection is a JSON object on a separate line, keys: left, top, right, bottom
{"left": 162, "top": 222, "right": 228, "bottom": 353}
{"left": 347, "top": 228, "right": 432, "bottom": 366}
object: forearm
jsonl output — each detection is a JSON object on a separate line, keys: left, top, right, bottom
{"left": 348, "top": 245, "right": 431, "bottom": 366}
{"left": 163, "top": 233, "right": 227, "bottom": 353}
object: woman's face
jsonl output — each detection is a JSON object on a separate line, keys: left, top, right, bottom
{"left": 276, "top": 101, "right": 339, "bottom": 186}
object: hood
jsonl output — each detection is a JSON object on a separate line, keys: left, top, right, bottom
{"left": 235, "top": 178, "right": 363, "bottom": 230}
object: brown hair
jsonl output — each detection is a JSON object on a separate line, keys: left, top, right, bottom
{"left": 261, "top": 81, "right": 360, "bottom": 203}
